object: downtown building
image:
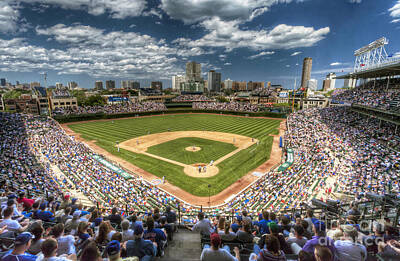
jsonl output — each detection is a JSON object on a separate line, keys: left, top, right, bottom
{"left": 207, "top": 70, "right": 221, "bottom": 92}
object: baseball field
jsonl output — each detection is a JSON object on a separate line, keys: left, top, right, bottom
{"left": 66, "top": 114, "right": 281, "bottom": 197}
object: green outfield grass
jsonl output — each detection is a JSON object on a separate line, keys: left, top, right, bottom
{"left": 147, "top": 137, "right": 237, "bottom": 165}
{"left": 68, "top": 114, "right": 281, "bottom": 197}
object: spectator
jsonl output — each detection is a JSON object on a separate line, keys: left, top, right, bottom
{"left": 28, "top": 223, "right": 46, "bottom": 255}
{"left": 250, "top": 234, "right": 286, "bottom": 261}
{"left": 106, "top": 208, "right": 122, "bottom": 226}
{"left": 302, "top": 221, "right": 336, "bottom": 258}
{"left": 51, "top": 224, "right": 76, "bottom": 256}
{"left": 190, "top": 212, "right": 214, "bottom": 236}
{"left": 314, "top": 245, "right": 333, "bottom": 261}
{"left": 125, "top": 225, "right": 156, "bottom": 260}
{"left": 334, "top": 225, "right": 366, "bottom": 261}
{"left": 143, "top": 217, "right": 166, "bottom": 256}
{"left": 37, "top": 238, "right": 76, "bottom": 261}
{"left": 200, "top": 233, "right": 240, "bottom": 261}
{"left": 0, "top": 206, "right": 29, "bottom": 233}
{"left": 121, "top": 220, "right": 134, "bottom": 242}
{"left": 1, "top": 232, "right": 37, "bottom": 261}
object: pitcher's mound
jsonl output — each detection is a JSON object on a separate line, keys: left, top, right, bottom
{"left": 184, "top": 163, "right": 219, "bottom": 177}
{"left": 185, "top": 146, "right": 201, "bottom": 152}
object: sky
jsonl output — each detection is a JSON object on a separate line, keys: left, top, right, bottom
{"left": 0, "top": 0, "right": 400, "bottom": 89}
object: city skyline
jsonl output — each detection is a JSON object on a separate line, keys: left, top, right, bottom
{"left": 0, "top": 0, "right": 399, "bottom": 89}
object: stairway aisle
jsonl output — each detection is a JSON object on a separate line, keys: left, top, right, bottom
{"left": 162, "top": 228, "right": 202, "bottom": 261}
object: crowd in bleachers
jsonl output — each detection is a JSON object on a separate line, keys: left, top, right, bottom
{"left": 193, "top": 102, "right": 260, "bottom": 113}
{"left": 332, "top": 78, "right": 400, "bottom": 110}
{"left": 171, "top": 95, "right": 215, "bottom": 102}
{"left": 53, "top": 102, "right": 166, "bottom": 116}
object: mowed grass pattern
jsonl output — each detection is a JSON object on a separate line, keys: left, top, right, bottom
{"left": 68, "top": 114, "right": 281, "bottom": 196}
{"left": 147, "top": 137, "right": 237, "bottom": 165}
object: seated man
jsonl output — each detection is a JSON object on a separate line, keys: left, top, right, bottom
{"left": 143, "top": 217, "right": 166, "bottom": 256}
{"left": 106, "top": 240, "right": 138, "bottom": 261}
{"left": 0, "top": 207, "right": 29, "bottom": 233}
{"left": 126, "top": 225, "right": 157, "bottom": 261}
{"left": 106, "top": 207, "right": 122, "bottom": 226}
{"left": 302, "top": 220, "right": 337, "bottom": 258}
{"left": 334, "top": 225, "right": 366, "bottom": 261}
{"left": 189, "top": 212, "right": 214, "bottom": 236}
{"left": 36, "top": 203, "right": 55, "bottom": 222}
{"left": 1, "top": 232, "right": 37, "bottom": 261}
{"left": 200, "top": 233, "right": 240, "bottom": 261}
{"left": 314, "top": 245, "right": 333, "bottom": 261}
{"left": 38, "top": 238, "right": 76, "bottom": 261}
{"left": 287, "top": 224, "right": 308, "bottom": 254}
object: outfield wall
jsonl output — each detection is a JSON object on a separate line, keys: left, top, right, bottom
{"left": 53, "top": 109, "right": 287, "bottom": 123}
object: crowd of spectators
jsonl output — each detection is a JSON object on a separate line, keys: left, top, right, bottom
{"left": 332, "top": 78, "right": 400, "bottom": 110}
{"left": 193, "top": 102, "right": 260, "bottom": 113}
{"left": 172, "top": 95, "right": 215, "bottom": 102}
{"left": 53, "top": 102, "right": 166, "bottom": 116}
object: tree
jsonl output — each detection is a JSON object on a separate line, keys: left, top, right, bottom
{"left": 85, "top": 95, "right": 105, "bottom": 106}
{"left": 216, "top": 96, "right": 229, "bottom": 102}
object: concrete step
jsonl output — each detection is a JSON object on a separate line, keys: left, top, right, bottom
{"left": 162, "top": 228, "right": 202, "bottom": 261}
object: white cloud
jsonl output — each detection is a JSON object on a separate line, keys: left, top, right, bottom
{"left": 174, "top": 18, "right": 329, "bottom": 52}
{"left": 160, "top": 0, "right": 298, "bottom": 24}
{"left": 248, "top": 51, "right": 275, "bottom": 59}
{"left": 391, "top": 19, "right": 400, "bottom": 23}
{"left": 224, "top": 62, "right": 232, "bottom": 65}
{"left": 290, "top": 51, "right": 302, "bottom": 56}
{"left": 219, "top": 54, "right": 227, "bottom": 60}
{"left": 0, "top": 1, "right": 19, "bottom": 33}
{"left": 143, "top": 8, "right": 163, "bottom": 19}
{"left": 0, "top": 24, "right": 214, "bottom": 79}
{"left": 389, "top": 1, "right": 400, "bottom": 21}
{"left": 349, "top": 0, "right": 361, "bottom": 3}
{"left": 330, "top": 62, "right": 342, "bottom": 66}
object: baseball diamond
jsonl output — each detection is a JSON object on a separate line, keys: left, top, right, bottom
{"left": 65, "top": 114, "right": 282, "bottom": 198}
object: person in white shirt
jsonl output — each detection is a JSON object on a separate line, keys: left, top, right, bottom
{"left": 200, "top": 233, "right": 239, "bottom": 261}
{"left": 0, "top": 206, "right": 28, "bottom": 233}
{"left": 121, "top": 220, "right": 134, "bottom": 242}
{"left": 334, "top": 225, "right": 367, "bottom": 261}
{"left": 37, "top": 238, "right": 76, "bottom": 261}
{"left": 51, "top": 223, "right": 76, "bottom": 256}
{"left": 189, "top": 212, "right": 214, "bottom": 236}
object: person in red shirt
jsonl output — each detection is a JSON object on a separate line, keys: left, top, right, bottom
{"left": 17, "top": 191, "right": 35, "bottom": 209}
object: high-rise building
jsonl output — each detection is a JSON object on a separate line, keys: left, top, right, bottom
{"left": 67, "top": 82, "right": 78, "bottom": 90}
{"left": 307, "top": 79, "right": 318, "bottom": 91}
{"left": 301, "top": 57, "right": 313, "bottom": 89}
{"left": 267, "top": 81, "right": 271, "bottom": 88}
{"left": 0, "top": 78, "right": 6, "bottom": 86}
{"left": 95, "top": 81, "right": 103, "bottom": 90}
{"left": 247, "top": 81, "right": 265, "bottom": 91}
{"left": 55, "top": 82, "right": 63, "bottom": 89}
{"left": 151, "top": 81, "right": 163, "bottom": 90}
{"left": 121, "top": 80, "right": 140, "bottom": 89}
{"left": 106, "top": 80, "right": 115, "bottom": 90}
{"left": 172, "top": 75, "right": 186, "bottom": 90}
{"left": 325, "top": 73, "right": 336, "bottom": 90}
{"left": 232, "top": 81, "right": 247, "bottom": 91}
{"left": 322, "top": 79, "right": 331, "bottom": 92}
{"left": 344, "top": 78, "right": 357, "bottom": 88}
{"left": 224, "top": 79, "right": 233, "bottom": 90}
{"left": 186, "top": 61, "right": 202, "bottom": 82}
{"left": 207, "top": 70, "right": 221, "bottom": 92}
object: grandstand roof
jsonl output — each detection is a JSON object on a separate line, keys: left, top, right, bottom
{"left": 336, "top": 60, "right": 400, "bottom": 79}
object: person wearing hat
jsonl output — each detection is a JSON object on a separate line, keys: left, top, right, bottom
{"left": 200, "top": 233, "right": 239, "bottom": 261}
{"left": 106, "top": 240, "right": 138, "bottom": 261}
{"left": 17, "top": 191, "right": 35, "bottom": 209}
{"left": 64, "top": 211, "right": 81, "bottom": 235}
{"left": 1, "top": 232, "right": 37, "bottom": 261}
{"left": 302, "top": 220, "right": 337, "bottom": 259}
{"left": 334, "top": 225, "right": 366, "bottom": 261}
{"left": 126, "top": 225, "right": 156, "bottom": 260}
{"left": 37, "top": 238, "right": 76, "bottom": 261}
{"left": 59, "top": 195, "right": 71, "bottom": 210}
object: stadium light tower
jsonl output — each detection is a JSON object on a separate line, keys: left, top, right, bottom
{"left": 354, "top": 37, "right": 388, "bottom": 72}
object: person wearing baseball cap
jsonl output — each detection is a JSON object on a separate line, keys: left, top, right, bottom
{"left": 1, "top": 232, "right": 37, "bottom": 261}
{"left": 126, "top": 225, "right": 156, "bottom": 260}
{"left": 302, "top": 220, "right": 337, "bottom": 259}
{"left": 200, "top": 233, "right": 240, "bottom": 261}
{"left": 38, "top": 238, "right": 76, "bottom": 261}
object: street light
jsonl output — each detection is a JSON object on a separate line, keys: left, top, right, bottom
{"left": 208, "top": 184, "right": 211, "bottom": 207}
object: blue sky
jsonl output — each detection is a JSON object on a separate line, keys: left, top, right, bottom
{"left": 0, "top": 0, "right": 399, "bottom": 89}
